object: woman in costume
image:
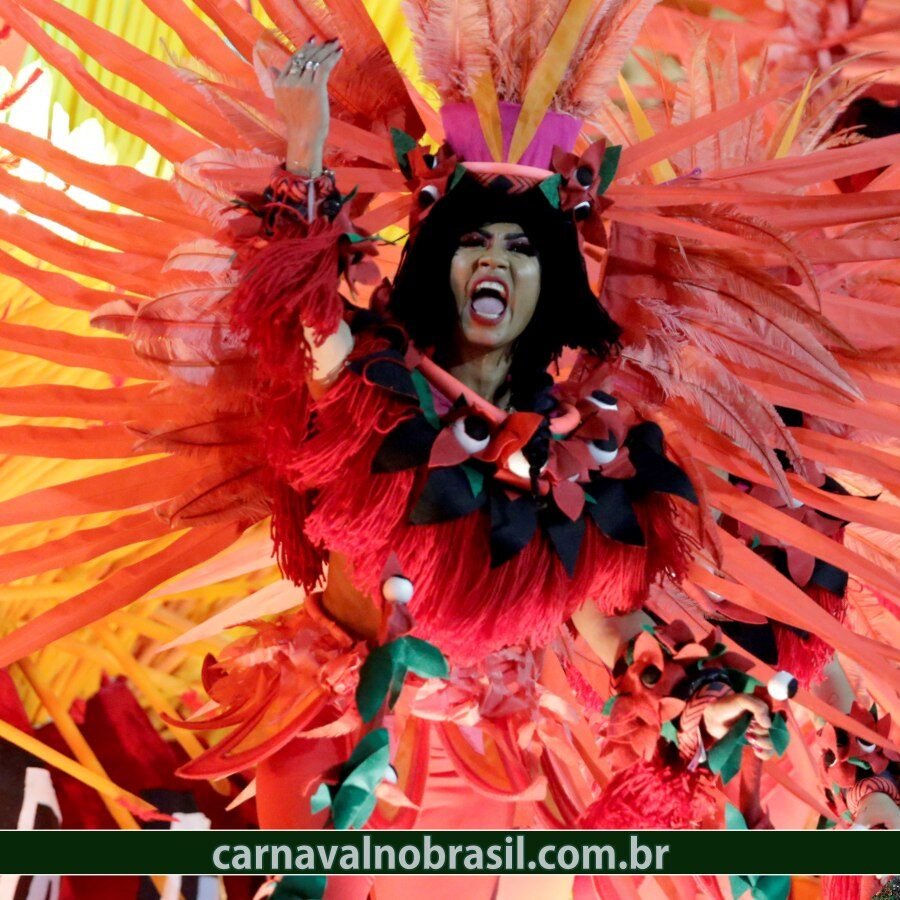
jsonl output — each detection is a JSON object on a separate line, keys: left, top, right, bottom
{"left": 0, "top": 0, "right": 899, "bottom": 870}
{"left": 172, "top": 35, "right": 839, "bottom": 838}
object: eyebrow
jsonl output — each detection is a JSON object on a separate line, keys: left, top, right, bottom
{"left": 475, "top": 229, "right": 529, "bottom": 241}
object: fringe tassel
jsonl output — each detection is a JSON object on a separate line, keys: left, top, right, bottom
{"left": 287, "top": 338, "right": 688, "bottom": 663}
{"left": 773, "top": 586, "right": 847, "bottom": 688}
{"left": 581, "top": 758, "right": 720, "bottom": 829}
{"left": 228, "top": 218, "right": 345, "bottom": 589}
{"left": 230, "top": 218, "right": 344, "bottom": 384}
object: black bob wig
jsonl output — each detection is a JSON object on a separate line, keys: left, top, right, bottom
{"left": 387, "top": 174, "right": 621, "bottom": 410}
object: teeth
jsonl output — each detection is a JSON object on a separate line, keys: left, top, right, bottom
{"left": 472, "top": 280, "right": 506, "bottom": 298}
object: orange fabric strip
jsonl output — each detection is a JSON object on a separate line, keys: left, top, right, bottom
{"left": 0, "top": 383, "right": 159, "bottom": 421}
{"left": 0, "top": 0, "right": 209, "bottom": 163}
{"left": 792, "top": 428, "right": 900, "bottom": 495}
{"left": 142, "top": 0, "right": 257, "bottom": 83}
{"left": 741, "top": 373, "right": 900, "bottom": 440}
{"left": 0, "top": 169, "right": 199, "bottom": 258}
{"left": 0, "top": 509, "right": 170, "bottom": 583}
{"left": 15, "top": 0, "right": 246, "bottom": 151}
{"left": 0, "top": 424, "right": 141, "bottom": 459}
{"left": 680, "top": 427, "right": 900, "bottom": 530}
{"left": 0, "top": 216, "right": 159, "bottom": 296}
{"left": 0, "top": 320, "right": 154, "bottom": 379}
{"left": 707, "top": 475, "right": 900, "bottom": 603}
{"left": 0, "top": 522, "right": 244, "bottom": 668}
{"left": 0, "top": 124, "right": 208, "bottom": 231}
{"left": 0, "top": 456, "right": 206, "bottom": 527}
{"left": 0, "top": 248, "right": 123, "bottom": 313}
{"left": 617, "top": 80, "right": 796, "bottom": 179}
{"left": 191, "top": 0, "right": 266, "bottom": 61}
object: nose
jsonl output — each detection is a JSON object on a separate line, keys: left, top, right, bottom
{"left": 475, "top": 245, "right": 509, "bottom": 271}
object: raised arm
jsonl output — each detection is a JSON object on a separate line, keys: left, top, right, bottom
{"left": 274, "top": 39, "right": 342, "bottom": 177}
{"left": 233, "top": 39, "right": 353, "bottom": 387}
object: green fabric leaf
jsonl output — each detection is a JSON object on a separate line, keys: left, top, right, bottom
{"left": 730, "top": 672, "right": 764, "bottom": 694}
{"left": 597, "top": 144, "right": 622, "bottom": 194}
{"left": 310, "top": 783, "right": 332, "bottom": 815}
{"left": 331, "top": 783, "right": 379, "bottom": 830}
{"left": 272, "top": 875, "right": 327, "bottom": 899}
{"left": 769, "top": 712, "right": 790, "bottom": 757}
{"left": 725, "top": 802, "right": 748, "bottom": 830}
{"left": 356, "top": 648, "right": 394, "bottom": 723}
{"left": 410, "top": 369, "right": 440, "bottom": 429}
{"left": 331, "top": 728, "right": 391, "bottom": 829}
{"left": 661, "top": 720, "right": 679, "bottom": 745}
{"left": 707, "top": 713, "right": 751, "bottom": 784}
{"left": 538, "top": 174, "right": 562, "bottom": 208}
{"left": 342, "top": 747, "right": 390, "bottom": 796}
{"left": 395, "top": 636, "right": 449, "bottom": 679}
{"left": 730, "top": 875, "right": 753, "bottom": 899}
{"left": 751, "top": 876, "right": 791, "bottom": 900}
{"left": 345, "top": 728, "right": 390, "bottom": 774}
{"left": 390, "top": 128, "right": 418, "bottom": 171}
{"left": 601, "top": 695, "right": 617, "bottom": 716}
{"left": 461, "top": 464, "right": 485, "bottom": 499}
{"left": 640, "top": 623, "right": 657, "bottom": 635}
{"left": 451, "top": 165, "right": 466, "bottom": 189}
{"left": 331, "top": 728, "right": 391, "bottom": 830}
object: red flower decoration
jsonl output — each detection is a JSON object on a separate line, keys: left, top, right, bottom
{"left": 739, "top": 484, "right": 843, "bottom": 587}
{"left": 819, "top": 702, "right": 899, "bottom": 789}
{"left": 403, "top": 144, "right": 459, "bottom": 229}
{"left": 551, "top": 140, "right": 614, "bottom": 248}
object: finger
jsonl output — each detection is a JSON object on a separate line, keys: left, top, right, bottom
{"left": 314, "top": 48, "right": 343, "bottom": 84}
{"left": 309, "top": 38, "right": 339, "bottom": 64}
{"left": 748, "top": 733, "right": 774, "bottom": 751}
{"left": 282, "top": 39, "right": 319, "bottom": 78}
{"left": 732, "top": 694, "right": 772, "bottom": 729}
{"left": 318, "top": 45, "right": 342, "bottom": 71}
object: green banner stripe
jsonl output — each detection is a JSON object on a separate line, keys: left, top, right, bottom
{"left": 0, "top": 831, "right": 893, "bottom": 876}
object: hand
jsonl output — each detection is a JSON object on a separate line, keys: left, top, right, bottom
{"left": 853, "top": 791, "right": 900, "bottom": 830}
{"left": 703, "top": 693, "right": 775, "bottom": 761}
{"left": 274, "top": 38, "right": 342, "bottom": 176}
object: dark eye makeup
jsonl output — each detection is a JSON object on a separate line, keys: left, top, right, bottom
{"left": 458, "top": 231, "right": 488, "bottom": 248}
{"left": 456, "top": 230, "right": 536, "bottom": 256}
{"left": 507, "top": 236, "right": 536, "bottom": 256}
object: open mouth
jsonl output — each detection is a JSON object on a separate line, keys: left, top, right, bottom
{"left": 468, "top": 278, "right": 509, "bottom": 325}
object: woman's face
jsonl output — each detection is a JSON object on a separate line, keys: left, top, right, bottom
{"left": 449, "top": 222, "right": 541, "bottom": 353}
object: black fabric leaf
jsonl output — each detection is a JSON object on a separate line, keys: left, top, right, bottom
{"left": 349, "top": 349, "right": 417, "bottom": 399}
{"left": 720, "top": 620, "right": 779, "bottom": 667}
{"left": 542, "top": 507, "right": 586, "bottom": 577}
{"left": 409, "top": 466, "right": 486, "bottom": 525}
{"left": 627, "top": 422, "right": 698, "bottom": 504}
{"left": 809, "top": 559, "right": 848, "bottom": 595}
{"left": 489, "top": 490, "right": 538, "bottom": 568}
{"left": 372, "top": 416, "right": 437, "bottom": 473}
{"left": 586, "top": 478, "right": 645, "bottom": 546}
